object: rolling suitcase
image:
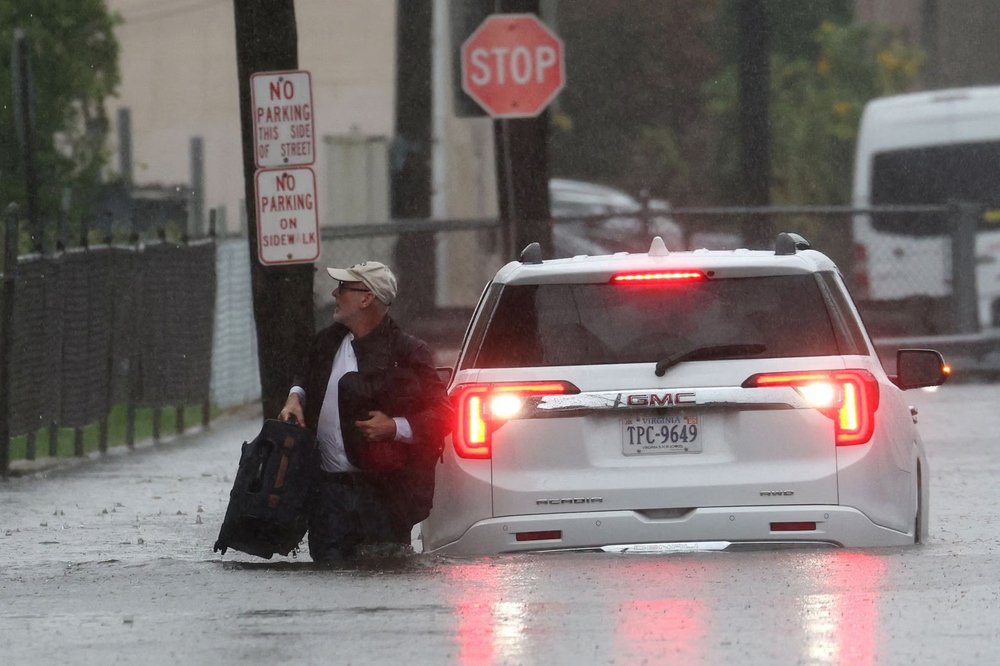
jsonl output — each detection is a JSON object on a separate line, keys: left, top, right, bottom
{"left": 213, "top": 419, "right": 317, "bottom": 558}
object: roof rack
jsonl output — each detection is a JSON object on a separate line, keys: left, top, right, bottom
{"left": 774, "top": 232, "right": 811, "bottom": 256}
{"left": 520, "top": 242, "right": 543, "bottom": 264}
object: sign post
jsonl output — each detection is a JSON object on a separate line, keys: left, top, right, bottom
{"left": 254, "top": 167, "right": 320, "bottom": 266}
{"left": 460, "top": 13, "right": 565, "bottom": 119}
{"left": 251, "top": 70, "right": 315, "bottom": 167}
{"left": 250, "top": 70, "right": 319, "bottom": 265}
{"left": 461, "top": 13, "right": 564, "bottom": 259}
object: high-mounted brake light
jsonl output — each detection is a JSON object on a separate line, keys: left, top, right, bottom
{"left": 742, "top": 369, "right": 879, "bottom": 446}
{"left": 452, "top": 381, "right": 580, "bottom": 459}
{"left": 611, "top": 271, "right": 706, "bottom": 284}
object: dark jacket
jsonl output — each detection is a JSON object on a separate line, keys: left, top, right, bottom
{"left": 293, "top": 316, "right": 452, "bottom": 527}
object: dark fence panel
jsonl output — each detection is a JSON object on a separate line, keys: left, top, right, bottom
{"left": 59, "top": 249, "right": 115, "bottom": 428}
{"left": 1, "top": 212, "right": 218, "bottom": 476}
{"left": 8, "top": 257, "right": 62, "bottom": 436}
{"left": 138, "top": 241, "right": 216, "bottom": 407}
{"left": 109, "top": 247, "right": 143, "bottom": 404}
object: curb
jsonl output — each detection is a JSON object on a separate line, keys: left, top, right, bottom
{"left": 4, "top": 404, "right": 262, "bottom": 479}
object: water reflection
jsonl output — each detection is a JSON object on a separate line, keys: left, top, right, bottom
{"left": 449, "top": 563, "right": 502, "bottom": 664}
{"left": 448, "top": 555, "right": 709, "bottom": 664}
{"left": 445, "top": 550, "right": 886, "bottom": 664}
{"left": 799, "top": 551, "right": 886, "bottom": 665}
{"left": 618, "top": 598, "right": 706, "bottom": 662}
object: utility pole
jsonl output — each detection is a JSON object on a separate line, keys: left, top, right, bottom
{"left": 737, "top": 0, "right": 772, "bottom": 248}
{"left": 233, "top": 0, "right": 315, "bottom": 419}
{"left": 391, "top": 0, "right": 435, "bottom": 324}
{"left": 492, "top": 0, "right": 553, "bottom": 259}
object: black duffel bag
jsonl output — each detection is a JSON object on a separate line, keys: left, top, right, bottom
{"left": 213, "top": 419, "right": 317, "bottom": 559}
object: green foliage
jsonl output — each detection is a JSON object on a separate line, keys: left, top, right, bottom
{"left": 713, "top": 0, "right": 853, "bottom": 62}
{"left": 0, "top": 0, "right": 121, "bottom": 236}
{"left": 549, "top": 0, "right": 718, "bottom": 201}
{"left": 707, "top": 20, "right": 924, "bottom": 205}
{"left": 8, "top": 403, "right": 221, "bottom": 461}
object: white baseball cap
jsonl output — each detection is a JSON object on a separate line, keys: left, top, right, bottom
{"left": 326, "top": 261, "right": 398, "bottom": 305}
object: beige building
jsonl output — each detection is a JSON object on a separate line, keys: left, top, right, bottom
{"left": 854, "top": 0, "right": 1000, "bottom": 89}
{"left": 108, "top": 0, "right": 500, "bottom": 306}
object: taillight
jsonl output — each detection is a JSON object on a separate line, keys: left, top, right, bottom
{"left": 451, "top": 381, "right": 580, "bottom": 459}
{"left": 742, "top": 369, "right": 880, "bottom": 446}
{"left": 611, "top": 270, "right": 706, "bottom": 284}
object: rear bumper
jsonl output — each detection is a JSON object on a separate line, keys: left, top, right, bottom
{"left": 425, "top": 505, "right": 914, "bottom": 556}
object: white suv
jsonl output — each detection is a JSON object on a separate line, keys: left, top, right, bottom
{"left": 422, "top": 234, "right": 950, "bottom": 555}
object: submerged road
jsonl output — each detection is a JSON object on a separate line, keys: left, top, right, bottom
{"left": 2, "top": 383, "right": 999, "bottom": 665}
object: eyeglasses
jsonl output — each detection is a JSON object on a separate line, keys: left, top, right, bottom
{"left": 334, "top": 281, "right": 371, "bottom": 295}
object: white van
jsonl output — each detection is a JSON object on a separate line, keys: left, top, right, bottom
{"left": 852, "top": 86, "right": 1000, "bottom": 329}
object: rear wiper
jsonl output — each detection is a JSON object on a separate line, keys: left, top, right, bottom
{"left": 654, "top": 344, "right": 767, "bottom": 377}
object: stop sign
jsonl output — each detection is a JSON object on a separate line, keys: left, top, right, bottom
{"left": 461, "top": 13, "right": 565, "bottom": 118}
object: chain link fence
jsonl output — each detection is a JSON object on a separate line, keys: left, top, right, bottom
{"left": 0, "top": 206, "right": 218, "bottom": 476}
{"left": 317, "top": 202, "right": 997, "bottom": 372}
{"left": 211, "top": 238, "right": 261, "bottom": 409}
{"left": 4, "top": 199, "right": 996, "bottom": 475}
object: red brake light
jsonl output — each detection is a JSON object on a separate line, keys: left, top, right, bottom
{"left": 743, "top": 369, "right": 879, "bottom": 446}
{"left": 611, "top": 271, "right": 705, "bottom": 284}
{"left": 833, "top": 371, "right": 879, "bottom": 446}
{"left": 451, "top": 381, "right": 579, "bottom": 459}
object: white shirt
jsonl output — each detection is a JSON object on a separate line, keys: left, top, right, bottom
{"left": 291, "top": 333, "right": 414, "bottom": 473}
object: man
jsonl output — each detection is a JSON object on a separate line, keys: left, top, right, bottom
{"left": 279, "top": 261, "right": 452, "bottom": 561}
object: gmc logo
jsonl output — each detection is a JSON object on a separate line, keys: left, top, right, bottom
{"left": 614, "top": 392, "right": 696, "bottom": 407}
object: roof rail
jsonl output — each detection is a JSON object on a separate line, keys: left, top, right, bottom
{"left": 774, "top": 232, "right": 810, "bottom": 256}
{"left": 520, "top": 242, "right": 543, "bottom": 264}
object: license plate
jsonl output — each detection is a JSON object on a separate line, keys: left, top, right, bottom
{"left": 622, "top": 413, "right": 703, "bottom": 455}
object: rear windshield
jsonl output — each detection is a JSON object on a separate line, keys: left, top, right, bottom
{"left": 470, "top": 275, "right": 843, "bottom": 368}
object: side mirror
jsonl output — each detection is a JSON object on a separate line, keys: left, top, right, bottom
{"left": 435, "top": 366, "right": 454, "bottom": 386}
{"left": 895, "top": 349, "right": 951, "bottom": 390}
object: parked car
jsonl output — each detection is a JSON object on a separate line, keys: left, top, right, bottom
{"left": 549, "top": 178, "right": 684, "bottom": 255}
{"left": 422, "top": 232, "right": 949, "bottom": 555}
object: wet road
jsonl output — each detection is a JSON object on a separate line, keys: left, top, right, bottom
{"left": 2, "top": 384, "right": 1000, "bottom": 665}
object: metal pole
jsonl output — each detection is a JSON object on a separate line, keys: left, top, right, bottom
{"left": 1, "top": 204, "right": 20, "bottom": 478}
{"left": 12, "top": 31, "right": 42, "bottom": 252}
{"left": 950, "top": 202, "right": 980, "bottom": 334}
{"left": 500, "top": 117, "right": 517, "bottom": 259}
{"left": 190, "top": 137, "right": 205, "bottom": 238}
{"left": 118, "top": 108, "right": 133, "bottom": 186}
{"left": 125, "top": 221, "right": 139, "bottom": 449}
{"left": 432, "top": 0, "right": 450, "bottom": 305}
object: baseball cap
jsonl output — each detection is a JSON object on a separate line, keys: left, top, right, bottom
{"left": 326, "top": 261, "right": 398, "bottom": 305}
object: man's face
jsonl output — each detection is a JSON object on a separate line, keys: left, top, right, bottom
{"left": 332, "top": 280, "right": 373, "bottom": 324}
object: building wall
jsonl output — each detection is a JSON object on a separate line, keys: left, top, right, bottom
{"left": 854, "top": 0, "right": 1000, "bottom": 90}
{"left": 109, "top": 0, "right": 499, "bottom": 309}
{"left": 108, "top": 0, "right": 398, "bottom": 235}
{"left": 922, "top": 0, "right": 1000, "bottom": 88}
{"left": 854, "top": 0, "right": 923, "bottom": 43}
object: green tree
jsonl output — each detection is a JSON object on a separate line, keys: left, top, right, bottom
{"left": 707, "top": 16, "right": 923, "bottom": 205}
{"left": 549, "top": 0, "right": 718, "bottom": 202}
{"left": 0, "top": 0, "right": 120, "bottom": 242}
{"left": 770, "top": 21, "right": 922, "bottom": 204}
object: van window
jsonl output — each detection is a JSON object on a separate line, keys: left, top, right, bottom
{"left": 471, "top": 275, "right": 842, "bottom": 368}
{"left": 872, "top": 141, "right": 1000, "bottom": 235}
